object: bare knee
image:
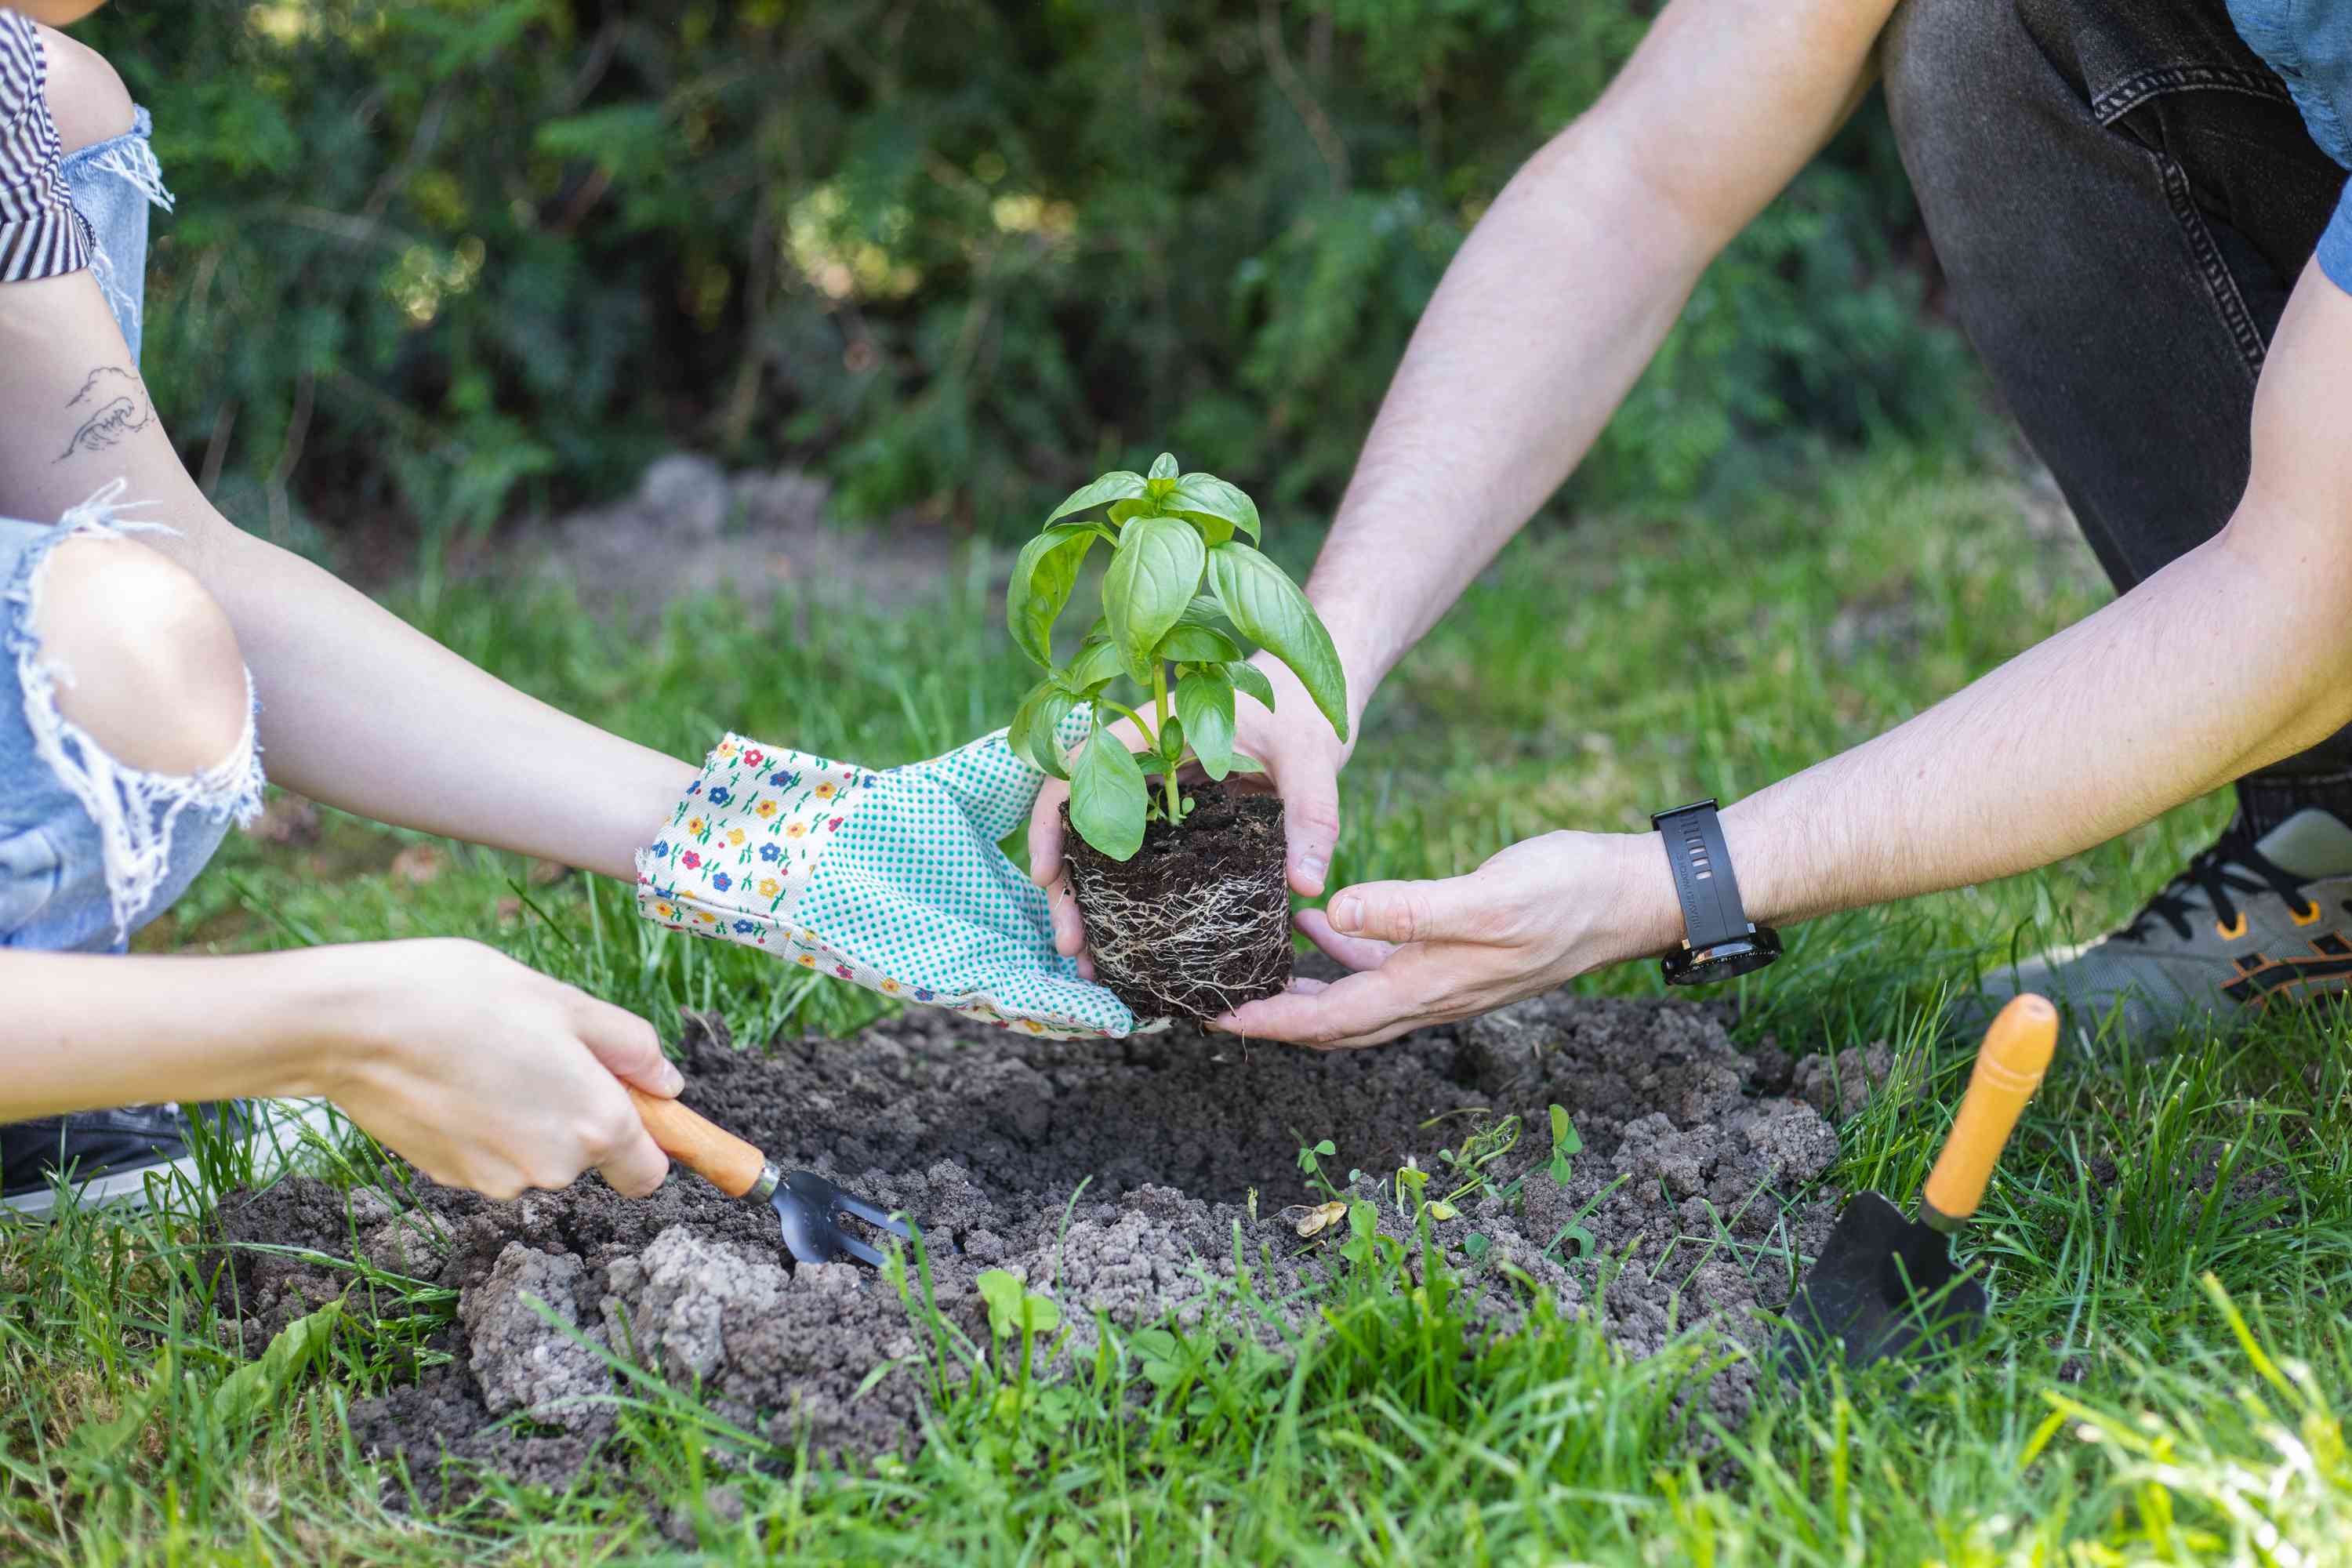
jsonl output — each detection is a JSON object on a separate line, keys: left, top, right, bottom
{"left": 29, "top": 536, "right": 249, "bottom": 776}
{"left": 34, "top": 23, "right": 134, "bottom": 155}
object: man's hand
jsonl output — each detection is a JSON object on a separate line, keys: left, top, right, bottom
{"left": 1217, "top": 831, "right": 1679, "bottom": 1048}
{"left": 319, "top": 939, "right": 681, "bottom": 1200}
{"left": 1028, "top": 654, "right": 1354, "bottom": 962}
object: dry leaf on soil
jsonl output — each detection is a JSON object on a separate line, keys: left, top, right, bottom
{"left": 1279, "top": 1201, "right": 1348, "bottom": 1239}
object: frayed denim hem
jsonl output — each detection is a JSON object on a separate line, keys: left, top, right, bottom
{"left": 62, "top": 107, "right": 172, "bottom": 364}
{"left": 2, "top": 482, "right": 265, "bottom": 945}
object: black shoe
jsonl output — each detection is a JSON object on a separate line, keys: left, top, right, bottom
{"left": 2, "top": 1100, "right": 340, "bottom": 1218}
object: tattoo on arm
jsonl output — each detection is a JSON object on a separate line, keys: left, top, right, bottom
{"left": 55, "top": 366, "right": 155, "bottom": 463}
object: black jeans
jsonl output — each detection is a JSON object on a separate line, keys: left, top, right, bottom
{"left": 1882, "top": 0, "right": 2352, "bottom": 782}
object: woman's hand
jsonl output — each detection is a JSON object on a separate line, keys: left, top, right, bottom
{"left": 316, "top": 939, "right": 680, "bottom": 1199}
{"left": 638, "top": 728, "right": 1136, "bottom": 1038}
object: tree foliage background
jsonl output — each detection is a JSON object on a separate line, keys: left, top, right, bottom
{"left": 81, "top": 0, "right": 1969, "bottom": 544}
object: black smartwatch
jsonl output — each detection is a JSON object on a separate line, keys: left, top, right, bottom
{"left": 1650, "top": 799, "right": 1780, "bottom": 986}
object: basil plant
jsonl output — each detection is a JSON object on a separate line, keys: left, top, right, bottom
{"left": 1006, "top": 453, "right": 1349, "bottom": 861}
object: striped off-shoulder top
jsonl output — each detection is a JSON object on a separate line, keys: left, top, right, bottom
{"left": 0, "top": 7, "right": 89, "bottom": 281}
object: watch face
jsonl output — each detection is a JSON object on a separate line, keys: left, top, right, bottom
{"left": 1660, "top": 927, "right": 1783, "bottom": 986}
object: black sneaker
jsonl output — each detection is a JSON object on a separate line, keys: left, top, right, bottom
{"left": 1, "top": 1100, "right": 339, "bottom": 1218}
{"left": 1971, "top": 808, "right": 2352, "bottom": 1040}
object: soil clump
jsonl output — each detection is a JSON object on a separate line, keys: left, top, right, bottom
{"left": 212, "top": 987, "right": 1867, "bottom": 1497}
{"left": 1060, "top": 784, "right": 1290, "bottom": 1022}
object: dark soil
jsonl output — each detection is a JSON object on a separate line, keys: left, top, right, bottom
{"left": 210, "top": 986, "right": 1864, "bottom": 1502}
{"left": 1061, "top": 784, "right": 1290, "bottom": 1022}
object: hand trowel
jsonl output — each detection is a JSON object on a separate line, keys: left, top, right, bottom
{"left": 1777, "top": 993, "right": 2058, "bottom": 1374}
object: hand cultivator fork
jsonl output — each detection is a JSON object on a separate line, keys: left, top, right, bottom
{"left": 626, "top": 1090, "right": 910, "bottom": 1268}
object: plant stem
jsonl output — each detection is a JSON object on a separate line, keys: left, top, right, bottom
{"left": 1152, "top": 662, "right": 1182, "bottom": 824}
{"left": 1100, "top": 698, "right": 1155, "bottom": 741}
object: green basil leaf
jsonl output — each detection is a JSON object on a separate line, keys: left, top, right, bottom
{"left": 1206, "top": 542, "right": 1349, "bottom": 741}
{"left": 1184, "top": 515, "right": 1233, "bottom": 547}
{"left": 1227, "top": 752, "right": 1267, "bottom": 775}
{"left": 1180, "top": 595, "right": 1231, "bottom": 630}
{"left": 1175, "top": 670, "right": 1237, "bottom": 780}
{"left": 1225, "top": 659, "right": 1276, "bottom": 711}
{"left": 1107, "top": 496, "right": 1154, "bottom": 526}
{"left": 1007, "top": 524, "right": 1097, "bottom": 669}
{"left": 1008, "top": 678, "right": 1074, "bottom": 779}
{"left": 1105, "top": 515, "right": 1205, "bottom": 684}
{"left": 1046, "top": 470, "right": 1148, "bottom": 524}
{"left": 1067, "top": 637, "right": 1126, "bottom": 690}
{"left": 1068, "top": 720, "right": 1148, "bottom": 861}
{"left": 1009, "top": 676, "right": 1051, "bottom": 746}
{"left": 1167, "top": 473, "right": 1261, "bottom": 544}
{"left": 1146, "top": 452, "right": 1180, "bottom": 503}
{"left": 1157, "top": 714, "right": 1185, "bottom": 768}
{"left": 1154, "top": 623, "right": 1242, "bottom": 663}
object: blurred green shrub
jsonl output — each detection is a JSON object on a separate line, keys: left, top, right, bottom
{"left": 82, "top": 0, "right": 1969, "bottom": 543}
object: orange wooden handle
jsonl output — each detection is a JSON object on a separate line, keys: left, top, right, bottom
{"left": 627, "top": 1087, "right": 768, "bottom": 1198}
{"left": 1922, "top": 993, "right": 2058, "bottom": 1226}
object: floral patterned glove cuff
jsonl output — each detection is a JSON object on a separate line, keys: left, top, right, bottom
{"left": 636, "top": 731, "right": 1136, "bottom": 1040}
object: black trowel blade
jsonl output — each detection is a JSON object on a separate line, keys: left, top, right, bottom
{"left": 1775, "top": 1190, "right": 1989, "bottom": 1374}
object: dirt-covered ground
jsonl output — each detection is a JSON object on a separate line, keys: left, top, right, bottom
{"left": 212, "top": 986, "right": 1877, "bottom": 1494}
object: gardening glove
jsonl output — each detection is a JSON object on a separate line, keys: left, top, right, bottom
{"left": 636, "top": 716, "right": 1141, "bottom": 1040}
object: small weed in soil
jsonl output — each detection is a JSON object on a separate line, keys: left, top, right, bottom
{"left": 211, "top": 986, "right": 1865, "bottom": 1500}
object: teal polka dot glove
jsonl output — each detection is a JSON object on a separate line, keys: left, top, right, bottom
{"left": 636, "top": 718, "right": 1139, "bottom": 1039}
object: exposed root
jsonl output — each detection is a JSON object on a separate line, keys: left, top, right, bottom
{"left": 1069, "top": 857, "right": 1289, "bottom": 1022}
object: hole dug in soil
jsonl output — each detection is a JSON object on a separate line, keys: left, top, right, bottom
{"left": 213, "top": 987, "right": 1861, "bottom": 1498}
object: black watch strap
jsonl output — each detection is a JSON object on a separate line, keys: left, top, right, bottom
{"left": 1650, "top": 799, "right": 1751, "bottom": 951}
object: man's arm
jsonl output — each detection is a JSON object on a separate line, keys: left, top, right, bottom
{"left": 1229, "top": 262, "right": 2352, "bottom": 1047}
{"left": 1029, "top": 0, "right": 1896, "bottom": 916}
{"left": 0, "top": 269, "right": 690, "bottom": 881}
{"left": 1307, "top": 0, "right": 1893, "bottom": 694}
{"left": 1724, "top": 262, "right": 2352, "bottom": 925}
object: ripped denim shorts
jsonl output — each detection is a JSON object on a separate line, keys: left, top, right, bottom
{"left": 1, "top": 112, "right": 264, "bottom": 953}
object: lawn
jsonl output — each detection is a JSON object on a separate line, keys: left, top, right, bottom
{"left": 5, "top": 443, "right": 2348, "bottom": 1563}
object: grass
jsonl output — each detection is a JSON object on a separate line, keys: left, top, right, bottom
{"left": 9, "top": 441, "right": 2352, "bottom": 1563}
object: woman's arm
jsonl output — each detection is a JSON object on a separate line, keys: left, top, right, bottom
{"left": 1, "top": 940, "right": 679, "bottom": 1198}
{"left": 0, "top": 270, "right": 689, "bottom": 880}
